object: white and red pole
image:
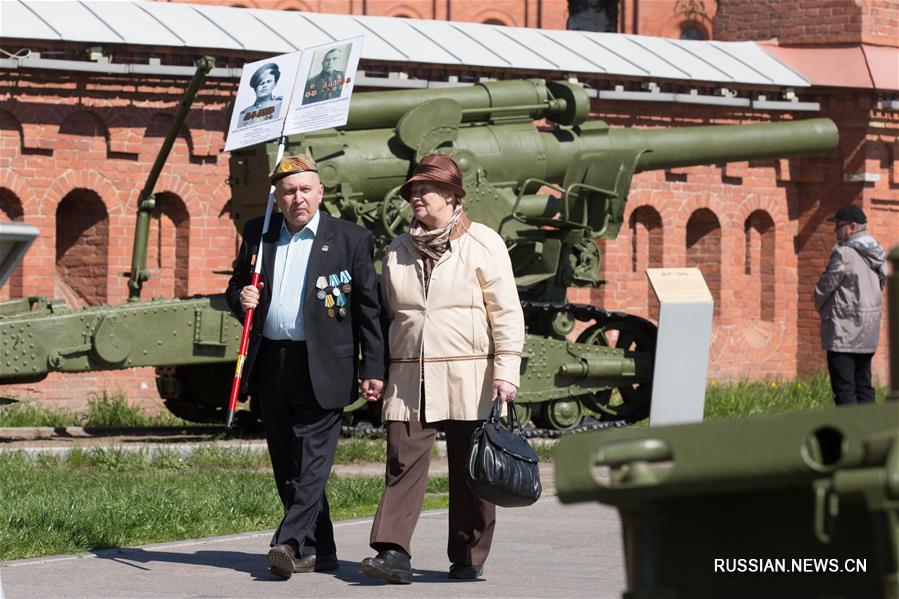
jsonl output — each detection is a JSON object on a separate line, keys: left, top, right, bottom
{"left": 225, "top": 138, "right": 286, "bottom": 428}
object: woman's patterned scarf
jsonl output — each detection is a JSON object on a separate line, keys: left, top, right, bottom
{"left": 409, "top": 204, "right": 464, "bottom": 292}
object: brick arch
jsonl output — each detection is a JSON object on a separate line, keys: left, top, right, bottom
{"left": 270, "top": 0, "right": 313, "bottom": 11}
{"left": 155, "top": 173, "right": 202, "bottom": 217}
{"left": 629, "top": 204, "right": 664, "bottom": 318}
{"left": 0, "top": 108, "right": 24, "bottom": 151}
{"left": 58, "top": 109, "right": 111, "bottom": 156}
{"left": 865, "top": 139, "right": 891, "bottom": 190}
{"left": 143, "top": 113, "right": 194, "bottom": 163}
{"left": 475, "top": 8, "right": 517, "bottom": 26}
{"left": 386, "top": 4, "right": 423, "bottom": 18}
{"left": 679, "top": 19, "right": 710, "bottom": 40}
{"left": 56, "top": 189, "right": 109, "bottom": 305}
{"left": 744, "top": 210, "right": 775, "bottom": 322}
{"left": 144, "top": 192, "right": 190, "bottom": 298}
{"left": 0, "top": 188, "right": 26, "bottom": 300}
{"left": 43, "top": 170, "right": 122, "bottom": 215}
{"left": 686, "top": 208, "right": 721, "bottom": 317}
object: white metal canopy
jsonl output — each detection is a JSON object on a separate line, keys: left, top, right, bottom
{"left": 0, "top": 0, "right": 811, "bottom": 88}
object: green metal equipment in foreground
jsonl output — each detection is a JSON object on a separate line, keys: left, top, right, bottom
{"left": 0, "top": 79, "right": 839, "bottom": 426}
{"left": 554, "top": 248, "right": 899, "bottom": 598}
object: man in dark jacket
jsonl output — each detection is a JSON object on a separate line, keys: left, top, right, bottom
{"left": 814, "top": 205, "right": 888, "bottom": 405}
{"left": 226, "top": 154, "right": 386, "bottom": 578}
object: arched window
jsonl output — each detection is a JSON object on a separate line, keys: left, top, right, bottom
{"left": 145, "top": 192, "right": 191, "bottom": 298}
{"left": 58, "top": 110, "right": 109, "bottom": 156}
{"left": 686, "top": 208, "right": 721, "bottom": 316}
{"left": 56, "top": 189, "right": 109, "bottom": 305}
{"left": 0, "top": 188, "right": 25, "bottom": 300}
{"left": 679, "top": 20, "right": 708, "bottom": 40}
{"left": 744, "top": 210, "right": 775, "bottom": 322}
{"left": 629, "top": 205, "right": 664, "bottom": 318}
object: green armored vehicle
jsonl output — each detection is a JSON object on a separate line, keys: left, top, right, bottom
{"left": 554, "top": 248, "right": 899, "bottom": 598}
{"left": 0, "top": 64, "right": 839, "bottom": 427}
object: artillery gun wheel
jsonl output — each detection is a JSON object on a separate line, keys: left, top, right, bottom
{"left": 575, "top": 315, "right": 656, "bottom": 423}
{"left": 534, "top": 399, "right": 583, "bottom": 431}
{"left": 156, "top": 364, "right": 248, "bottom": 425}
{"left": 381, "top": 187, "right": 412, "bottom": 239}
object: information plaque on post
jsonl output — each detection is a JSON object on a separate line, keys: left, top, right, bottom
{"left": 645, "top": 268, "right": 714, "bottom": 425}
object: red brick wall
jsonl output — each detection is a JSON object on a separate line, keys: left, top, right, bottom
{"left": 714, "top": 0, "right": 898, "bottom": 46}
{"left": 168, "top": 0, "right": 715, "bottom": 36}
{"left": 169, "top": 0, "right": 569, "bottom": 29}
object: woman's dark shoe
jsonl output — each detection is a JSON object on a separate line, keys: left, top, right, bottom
{"left": 449, "top": 564, "right": 485, "bottom": 580}
{"left": 360, "top": 549, "right": 413, "bottom": 584}
{"left": 267, "top": 544, "right": 297, "bottom": 579}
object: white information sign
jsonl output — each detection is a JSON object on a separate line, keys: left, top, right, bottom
{"left": 645, "top": 268, "right": 714, "bottom": 426}
{"left": 283, "top": 36, "right": 364, "bottom": 136}
{"left": 224, "top": 52, "right": 302, "bottom": 152}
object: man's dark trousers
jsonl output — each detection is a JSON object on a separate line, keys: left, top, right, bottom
{"left": 826, "top": 351, "right": 876, "bottom": 405}
{"left": 256, "top": 339, "right": 342, "bottom": 556}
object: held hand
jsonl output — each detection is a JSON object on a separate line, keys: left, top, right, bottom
{"left": 240, "top": 281, "right": 263, "bottom": 312}
{"left": 492, "top": 379, "right": 517, "bottom": 404}
{"left": 361, "top": 378, "right": 385, "bottom": 402}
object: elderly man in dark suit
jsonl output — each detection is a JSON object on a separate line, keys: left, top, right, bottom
{"left": 226, "top": 154, "right": 386, "bottom": 579}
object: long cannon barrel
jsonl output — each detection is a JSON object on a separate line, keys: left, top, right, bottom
{"left": 618, "top": 119, "right": 839, "bottom": 172}
{"left": 273, "top": 101, "right": 838, "bottom": 213}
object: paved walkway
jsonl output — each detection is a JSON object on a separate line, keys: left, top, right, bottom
{"left": 1, "top": 497, "right": 625, "bottom": 598}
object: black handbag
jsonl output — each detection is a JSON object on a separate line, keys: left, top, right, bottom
{"left": 466, "top": 401, "right": 542, "bottom": 507}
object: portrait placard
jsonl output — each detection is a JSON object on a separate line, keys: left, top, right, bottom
{"left": 224, "top": 52, "right": 302, "bottom": 152}
{"left": 283, "top": 36, "right": 364, "bottom": 136}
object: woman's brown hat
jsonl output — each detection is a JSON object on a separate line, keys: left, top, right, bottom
{"left": 399, "top": 154, "right": 466, "bottom": 201}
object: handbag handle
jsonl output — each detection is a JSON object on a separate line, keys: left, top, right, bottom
{"left": 488, "top": 399, "right": 525, "bottom": 435}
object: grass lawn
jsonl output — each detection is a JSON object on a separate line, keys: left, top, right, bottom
{"left": 0, "top": 448, "right": 448, "bottom": 562}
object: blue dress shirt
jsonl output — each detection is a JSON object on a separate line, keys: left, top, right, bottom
{"left": 262, "top": 210, "right": 320, "bottom": 341}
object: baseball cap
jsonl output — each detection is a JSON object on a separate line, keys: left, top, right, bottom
{"left": 825, "top": 205, "right": 867, "bottom": 224}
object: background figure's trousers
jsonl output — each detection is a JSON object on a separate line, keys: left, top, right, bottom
{"left": 826, "top": 350, "right": 876, "bottom": 405}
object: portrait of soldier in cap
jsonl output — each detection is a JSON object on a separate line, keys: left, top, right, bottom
{"left": 302, "top": 45, "right": 350, "bottom": 105}
{"left": 237, "top": 62, "right": 284, "bottom": 129}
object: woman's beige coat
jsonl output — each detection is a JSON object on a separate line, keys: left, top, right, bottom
{"left": 381, "top": 220, "right": 525, "bottom": 422}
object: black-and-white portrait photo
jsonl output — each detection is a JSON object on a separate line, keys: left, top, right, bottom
{"left": 237, "top": 62, "right": 284, "bottom": 129}
{"left": 302, "top": 43, "right": 351, "bottom": 105}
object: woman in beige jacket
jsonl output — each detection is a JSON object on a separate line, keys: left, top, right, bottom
{"left": 360, "top": 153, "right": 525, "bottom": 584}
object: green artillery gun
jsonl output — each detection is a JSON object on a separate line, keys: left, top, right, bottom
{"left": 554, "top": 247, "right": 899, "bottom": 598}
{"left": 228, "top": 79, "right": 837, "bottom": 427}
{"left": 0, "top": 74, "right": 838, "bottom": 427}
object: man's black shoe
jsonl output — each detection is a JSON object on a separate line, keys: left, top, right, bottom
{"left": 267, "top": 544, "right": 297, "bottom": 579}
{"left": 360, "top": 549, "right": 413, "bottom": 584}
{"left": 293, "top": 553, "right": 339, "bottom": 573}
{"left": 314, "top": 554, "right": 340, "bottom": 572}
{"left": 449, "top": 564, "right": 484, "bottom": 580}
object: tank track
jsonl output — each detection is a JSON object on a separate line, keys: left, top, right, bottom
{"left": 338, "top": 417, "right": 626, "bottom": 440}
{"left": 519, "top": 299, "right": 655, "bottom": 333}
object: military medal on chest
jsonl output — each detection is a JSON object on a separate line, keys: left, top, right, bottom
{"left": 318, "top": 271, "right": 352, "bottom": 319}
